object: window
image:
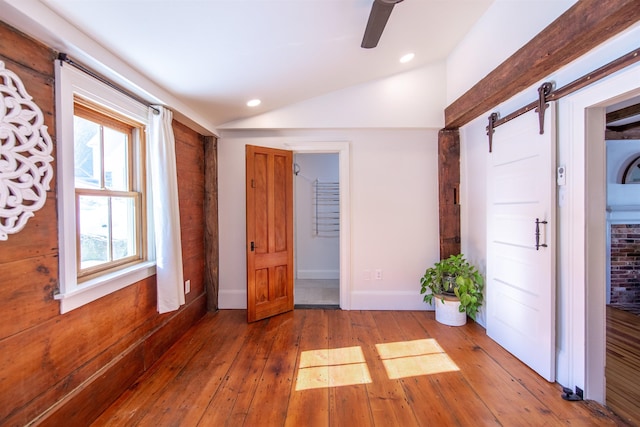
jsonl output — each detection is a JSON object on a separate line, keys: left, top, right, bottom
{"left": 55, "top": 61, "right": 155, "bottom": 313}
{"left": 73, "top": 102, "right": 145, "bottom": 279}
{"left": 622, "top": 155, "right": 640, "bottom": 184}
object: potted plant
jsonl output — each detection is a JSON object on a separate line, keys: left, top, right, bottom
{"left": 420, "top": 254, "right": 484, "bottom": 326}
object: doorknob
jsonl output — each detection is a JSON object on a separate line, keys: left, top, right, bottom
{"left": 250, "top": 241, "right": 255, "bottom": 252}
{"left": 535, "top": 218, "right": 548, "bottom": 250}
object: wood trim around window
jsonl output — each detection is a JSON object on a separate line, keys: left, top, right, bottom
{"left": 73, "top": 101, "right": 147, "bottom": 280}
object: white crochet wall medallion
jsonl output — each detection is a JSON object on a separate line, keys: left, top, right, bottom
{"left": 0, "top": 60, "right": 54, "bottom": 240}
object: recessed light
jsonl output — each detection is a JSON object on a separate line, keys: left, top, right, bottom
{"left": 400, "top": 53, "right": 415, "bottom": 64}
{"left": 247, "top": 99, "right": 261, "bottom": 107}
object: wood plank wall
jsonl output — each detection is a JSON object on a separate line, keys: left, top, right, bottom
{"left": 0, "top": 21, "right": 212, "bottom": 426}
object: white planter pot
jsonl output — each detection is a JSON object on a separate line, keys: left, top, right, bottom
{"left": 434, "top": 294, "right": 467, "bottom": 326}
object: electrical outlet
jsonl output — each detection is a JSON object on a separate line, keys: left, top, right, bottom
{"left": 185, "top": 279, "right": 191, "bottom": 294}
{"left": 375, "top": 269, "right": 382, "bottom": 280}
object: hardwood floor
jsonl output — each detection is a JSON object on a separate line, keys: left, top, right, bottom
{"left": 607, "top": 305, "right": 640, "bottom": 425}
{"left": 93, "top": 310, "right": 628, "bottom": 426}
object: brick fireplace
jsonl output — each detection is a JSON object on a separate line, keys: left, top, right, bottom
{"left": 610, "top": 224, "right": 640, "bottom": 306}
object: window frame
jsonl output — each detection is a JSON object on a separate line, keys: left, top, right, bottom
{"left": 73, "top": 103, "right": 145, "bottom": 279}
{"left": 55, "top": 61, "right": 155, "bottom": 314}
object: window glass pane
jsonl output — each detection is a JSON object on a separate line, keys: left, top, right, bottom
{"left": 74, "top": 116, "right": 101, "bottom": 189}
{"left": 112, "top": 196, "right": 137, "bottom": 260}
{"left": 103, "top": 127, "right": 129, "bottom": 191}
{"left": 79, "top": 195, "right": 109, "bottom": 269}
{"left": 73, "top": 102, "right": 142, "bottom": 278}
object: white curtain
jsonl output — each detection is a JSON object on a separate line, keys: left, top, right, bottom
{"left": 148, "top": 106, "right": 185, "bottom": 313}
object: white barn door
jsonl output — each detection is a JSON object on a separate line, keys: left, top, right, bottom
{"left": 486, "top": 103, "right": 557, "bottom": 382}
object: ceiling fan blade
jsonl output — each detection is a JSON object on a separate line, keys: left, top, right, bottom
{"left": 361, "top": 0, "right": 403, "bottom": 49}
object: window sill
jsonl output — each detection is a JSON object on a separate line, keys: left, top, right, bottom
{"left": 55, "top": 261, "right": 156, "bottom": 314}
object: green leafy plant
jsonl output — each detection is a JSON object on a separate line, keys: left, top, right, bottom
{"left": 420, "top": 254, "right": 484, "bottom": 320}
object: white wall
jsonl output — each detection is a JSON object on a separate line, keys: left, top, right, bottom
{"left": 218, "top": 128, "right": 439, "bottom": 310}
{"left": 459, "top": 114, "right": 490, "bottom": 327}
{"left": 607, "top": 140, "right": 640, "bottom": 213}
{"left": 606, "top": 140, "right": 640, "bottom": 308}
{"left": 294, "top": 153, "right": 340, "bottom": 279}
{"left": 219, "top": 63, "right": 447, "bottom": 130}
{"left": 608, "top": 140, "right": 640, "bottom": 184}
{"left": 446, "top": 0, "right": 576, "bottom": 104}
{"left": 0, "top": 0, "right": 218, "bottom": 136}
{"left": 218, "top": 45, "right": 447, "bottom": 310}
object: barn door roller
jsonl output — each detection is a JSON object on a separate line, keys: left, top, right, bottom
{"left": 483, "top": 46, "right": 640, "bottom": 153}
{"left": 535, "top": 82, "right": 553, "bottom": 135}
{"left": 485, "top": 81, "right": 554, "bottom": 153}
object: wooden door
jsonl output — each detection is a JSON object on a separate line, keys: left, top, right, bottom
{"left": 486, "top": 104, "right": 557, "bottom": 381}
{"left": 246, "top": 145, "right": 294, "bottom": 322}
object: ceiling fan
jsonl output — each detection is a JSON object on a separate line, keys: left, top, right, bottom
{"left": 361, "top": 0, "right": 404, "bottom": 49}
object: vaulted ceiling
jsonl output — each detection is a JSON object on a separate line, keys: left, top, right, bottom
{"left": 38, "top": 0, "right": 495, "bottom": 126}
{"left": 3, "top": 0, "right": 579, "bottom": 128}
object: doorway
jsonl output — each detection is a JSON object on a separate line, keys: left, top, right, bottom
{"left": 293, "top": 152, "right": 340, "bottom": 307}
{"left": 577, "top": 70, "right": 640, "bottom": 405}
{"left": 244, "top": 142, "right": 350, "bottom": 319}
{"left": 560, "top": 60, "right": 640, "bottom": 406}
{"left": 603, "top": 97, "right": 640, "bottom": 424}
{"left": 284, "top": 141, "right": 351, "bottom": 310}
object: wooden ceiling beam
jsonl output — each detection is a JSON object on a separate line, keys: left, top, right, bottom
{"left": 607, "top": 121, "right": 640, "bottom": 133}
{"left": 606, "top": 127, "right": 640, "bottom": 140}
{"left": 445, "top": 0, "right": 640, "bottom": 129}
{"left": 607, "top": 104, "right": 640, "bottom": 123}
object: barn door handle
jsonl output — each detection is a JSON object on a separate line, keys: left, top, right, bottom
{"left": 535, "top": 218, "right": 548, "bottom": 250}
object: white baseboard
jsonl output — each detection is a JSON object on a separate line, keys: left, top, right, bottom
{"left": 297, "top": 269, "right": 340, "bottom": 280}
{"left": 218, "top": 288, "right": 434, "bottom": 311}
{"left": 218, "top": 289, "right": 246, "bottom": 309}
{"left": 349, "top": 290, "right": 432, "bottom": 311}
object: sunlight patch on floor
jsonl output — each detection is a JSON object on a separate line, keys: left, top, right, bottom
{"left": 376, "top": 338, "right": 459, "bottom": 379}
{"left": 295, "top": 346, "right": 372, "bottom": 391}
{"left": 295, "top": 339, "right": 458, "bottom": 391}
